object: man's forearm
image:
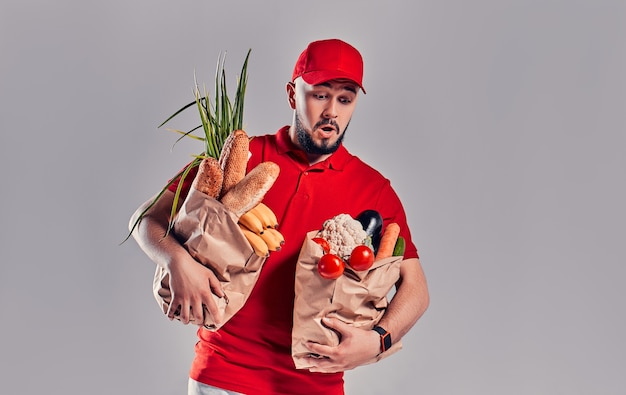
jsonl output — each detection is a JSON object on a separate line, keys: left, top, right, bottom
{"left": 376, "top": 257, "right": 429, "bottom": 342}
{"left": 129, "top": 191, "right": 186, "bottom": 272}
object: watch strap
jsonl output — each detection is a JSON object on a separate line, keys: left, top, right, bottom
{"left": 372, "top": 325, "right": 392, "bottom": 353}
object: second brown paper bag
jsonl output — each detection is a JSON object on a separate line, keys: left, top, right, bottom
{"left": 292, "top": 230, "right": 403, "bottom": 369}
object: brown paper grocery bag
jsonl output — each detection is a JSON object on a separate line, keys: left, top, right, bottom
{"left": 291, "top": 230, "right": 403, "bottom": 370}
{"left": 153, "top": 187, "right": 265, "bottom": 330}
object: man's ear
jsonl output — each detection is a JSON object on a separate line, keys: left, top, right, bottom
{"left": 286, "top": 82, "right": 296, "bottom": 109}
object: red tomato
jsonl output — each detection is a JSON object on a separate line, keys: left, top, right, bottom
{"left": 349, "top": 245, "right": 374, "bottom": 271}
{"left": 317, "top": 254, "right": 345, "bottom": 279}
{"left": 312, "top": 237, "right": 331, "bottom": 254}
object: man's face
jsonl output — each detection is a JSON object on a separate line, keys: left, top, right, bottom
{"left": 289, "top": 78, "right": 359, "bottom": 157}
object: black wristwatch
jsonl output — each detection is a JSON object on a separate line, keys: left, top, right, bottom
{"left": 372, "top": 325, "right": 392, "bottom": 353}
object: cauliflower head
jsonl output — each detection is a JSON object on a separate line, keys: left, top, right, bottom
{"left": 319, "top": 213, "right": 367, "bottom": 258}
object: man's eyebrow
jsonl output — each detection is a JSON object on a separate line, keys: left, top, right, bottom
{"left": 315, "top": 81, "right": 358, "bottom": 94}
{"left": 316, "top": 82, "right": 333, "bottom": 89}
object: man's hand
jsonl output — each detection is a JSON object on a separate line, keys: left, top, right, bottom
{"left": 303, "top": 317, "right": 381, "bottom": 373}
{"left": 129, "top": 187, "right": 227, "bottom": 327}
{"left": 167, "top": 254, "right": 225, "bottom": 326}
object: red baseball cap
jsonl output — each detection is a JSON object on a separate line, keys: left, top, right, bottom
{"left": 292, "top": 39, "right": 366, "bottom": 93}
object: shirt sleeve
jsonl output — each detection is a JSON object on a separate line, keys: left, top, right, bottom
{"left": 375, "top": 181, "right": 419, "bottom": 260}
{"left": 166, "top": 162, "right": 199, "bottom": 200}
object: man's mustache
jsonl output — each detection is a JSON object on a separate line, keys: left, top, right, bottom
{"left": 314, "top": 119, "right": 340, "bottom": 131}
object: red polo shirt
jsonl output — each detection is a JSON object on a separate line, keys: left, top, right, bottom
{"left": 169, "top": 126, "right": 418, "bottom": 395}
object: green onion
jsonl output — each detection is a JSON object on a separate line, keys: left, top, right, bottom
{"left": 124, "top": 49, "right": 251, "bottom": 243}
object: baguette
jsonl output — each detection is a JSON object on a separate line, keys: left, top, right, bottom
{"left": 191, "top": 157, "right": 224, "bottom": 198}
{"left": 220, "top": 161, "right": 279, "bottom": 217}
{"left": 219, "top": 130, "right": 250, "bottom": 198}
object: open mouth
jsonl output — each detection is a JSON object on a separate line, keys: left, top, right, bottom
{"left": 317, "top": 126, "right": 336, "bottom": 138}
{"left": 317, "top": 121, "right": 338, "bottom": 136}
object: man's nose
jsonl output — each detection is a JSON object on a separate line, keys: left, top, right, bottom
{"left": 323, "top": 101, "right": 338, "bottom": 118}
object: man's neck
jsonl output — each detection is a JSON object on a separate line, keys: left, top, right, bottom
{"left": 306, "top": 152, "right": 331, "bottom": 166}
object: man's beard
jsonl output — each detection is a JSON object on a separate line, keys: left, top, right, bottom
{"left": 295, "top": 114, "right": 348, "bottom": 155}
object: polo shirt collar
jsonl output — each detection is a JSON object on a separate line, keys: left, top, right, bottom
{"left": 275, "top": 126, "right": 350, "bottom": 171}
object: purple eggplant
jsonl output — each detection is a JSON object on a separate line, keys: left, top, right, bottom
{"left": 356, "top": 209, "right": 383, "bottom": 254}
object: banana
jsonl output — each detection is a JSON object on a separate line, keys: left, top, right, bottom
{"left": 250, "top": 203, "right": 279, "bottom": 229}
{"left": 248, "top": 205, "right": 271, "bottom": 229}
{"left": 238, "top": 210, "right": 265, "bottom": 235}
{"left": 260, "top": 229, "right": 282, "bottom": 252}
{"left": 265, "top": 228, "right": 285, "bottom": 246}
{"left": 239, "top": 225, "right": 269, "bottom": 257}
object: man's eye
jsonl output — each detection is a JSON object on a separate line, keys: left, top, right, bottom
{"left": 339, "top": 97, "right": 352, "bottom": 104}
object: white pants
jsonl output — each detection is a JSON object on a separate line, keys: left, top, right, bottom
{"left": 188, "top": 378, "right": 245, "bottom": 395}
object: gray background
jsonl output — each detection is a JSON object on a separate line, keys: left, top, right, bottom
{"left": 1, "top": 1, "right": 624, "bottom": 394}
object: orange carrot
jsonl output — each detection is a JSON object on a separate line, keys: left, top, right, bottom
{"left": 375, "top": 222, "right": 401, "bottom": 261}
